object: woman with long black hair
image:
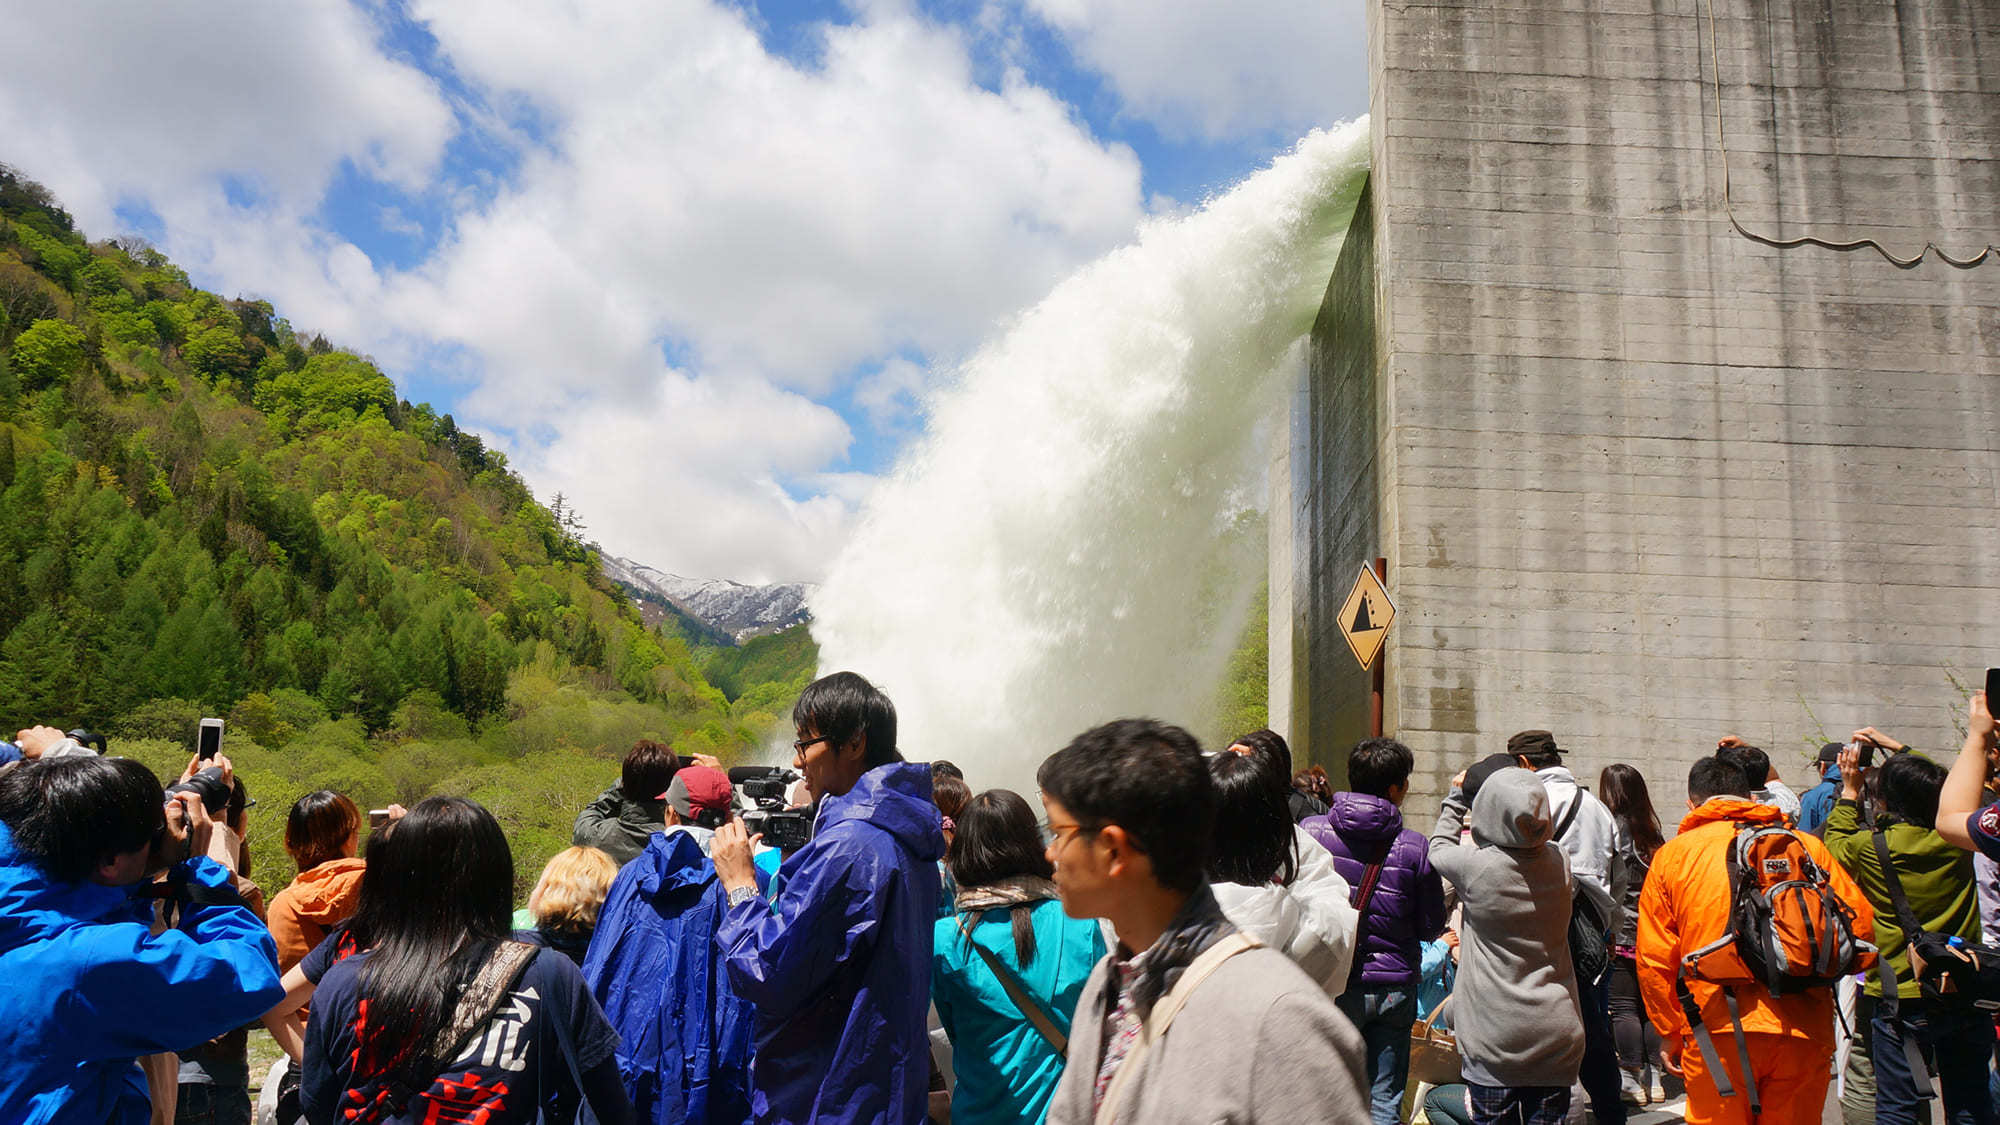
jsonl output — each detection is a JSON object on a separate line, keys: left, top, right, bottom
{"left": 931, "top": 788, "right": 1104, "bottom": 1124}
{"left": 299, "top": 797, "right": 633, "bottom": 1125}
{"left": 1598, "top": 763, "right": 1666, "bottom": 1107}
{"left": 1207, "top": 750, "right": 1357, "bottom": 998}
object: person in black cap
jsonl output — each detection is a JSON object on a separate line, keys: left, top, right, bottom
{"left": 1795, "top": 742, "right": 1845, "bottom": 835}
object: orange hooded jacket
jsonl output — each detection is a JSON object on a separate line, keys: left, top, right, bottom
{"left": 1636, "top": 798, "right": 1875, "bottom": 1049}
{"left": 265, "top": 856, "right": 366, "bottom": 972}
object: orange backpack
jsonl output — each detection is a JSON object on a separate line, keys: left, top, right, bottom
{"left": 1681, "top": 822, "right": 1876, "bottom": 993}
{"left": 1675, "top": 823, "right": 1876, "bottom": 1119}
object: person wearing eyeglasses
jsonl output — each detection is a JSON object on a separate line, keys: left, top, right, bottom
{"left": 711, "top": 671, "right": 944, "bottom": 1125}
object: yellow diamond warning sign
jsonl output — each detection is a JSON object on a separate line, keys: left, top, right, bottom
{"left": 1338, "top": 563, "right": 1395, "bottom": 670}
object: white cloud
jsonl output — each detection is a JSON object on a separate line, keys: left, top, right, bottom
{"left": 1022, "top": 0, "right": 1369, "bottom": 141}
{"left": 399, "top": 0, "right": 1146, "bottom": 400}
{"left": 516, "top": 374, "right": 855, "bottom": 585}
{"left": 0, "top": 1, "right": 452, "bottom": 225}
{"left": 852, "top": 356, "right": 932, "bottom": 431}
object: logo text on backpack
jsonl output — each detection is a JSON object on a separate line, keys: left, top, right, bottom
{"left": 1762, "top": 858, "right": 1793, "bottom": 877}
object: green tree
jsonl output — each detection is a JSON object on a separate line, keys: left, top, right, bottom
{"left": 182, "top": 323, "right": 250, "bottom": 386}
{"left": 8, "top": 319, "right": 86, "bottom": 390}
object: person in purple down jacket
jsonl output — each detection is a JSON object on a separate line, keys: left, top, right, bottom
{"left": 1302, "top": 737, "right": 1448, "bottom": 1125}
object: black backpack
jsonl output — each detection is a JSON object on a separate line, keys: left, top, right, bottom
{"left": 1551, "top": 795, "right": 1610, "bottom": 984}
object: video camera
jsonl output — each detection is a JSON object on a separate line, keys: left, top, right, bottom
{"left": 729, "top": 765, "right": 813, "bottom": 852}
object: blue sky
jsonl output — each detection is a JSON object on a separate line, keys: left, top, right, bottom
{"left": 0, "top": 0, "right": 1367, "bottom": 582}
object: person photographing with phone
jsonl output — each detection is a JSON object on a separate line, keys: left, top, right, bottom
{"left": 0, "top": 754, "right": 285, "bottom": 1122}
{"left": 1824, "top": 729, "right": 1990, "bottom": 1124}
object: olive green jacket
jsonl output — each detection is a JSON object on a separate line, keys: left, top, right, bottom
{"left": 1825, "top": 798, "right": 1981, "bottom": 998}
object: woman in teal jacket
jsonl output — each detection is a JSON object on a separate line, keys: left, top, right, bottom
{"left": 932, "top": 789, "right": 1105, "bottom": 1125}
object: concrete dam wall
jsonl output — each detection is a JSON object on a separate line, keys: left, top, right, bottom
{"left": 1280, "top": 0, "right": 2000, "bottom": 805}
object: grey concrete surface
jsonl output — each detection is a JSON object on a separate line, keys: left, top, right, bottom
{"left": 1282, "top": 0, "right": 2000, "bottom": 807}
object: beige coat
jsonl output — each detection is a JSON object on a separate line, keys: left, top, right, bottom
{"left": 1045, "top": 937, "right": 1368, "bottom": 1125}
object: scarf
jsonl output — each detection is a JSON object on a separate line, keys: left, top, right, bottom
{"left": 1113, "top": 883, "right": 1237, "bottom": 1020}
{"left": 954, "top": 874, "right": 1058, "bottom": 914}
{"left": 1092, "top": 885, "right": 1239, "bottom": 1115}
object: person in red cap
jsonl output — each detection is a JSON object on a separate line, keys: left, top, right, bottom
{"left": 584, "top": 762, "right": 766, "bottom": 1123}
{"left": 661, "top": 764, "right": 734, "bottom": 843}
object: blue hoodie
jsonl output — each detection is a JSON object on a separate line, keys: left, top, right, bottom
{"left": 585, "top": 828, "right": 769, "bottom": 1125}
{"left": 0, "top": 822, "right": 285, "bottom": 1124}
{"left": 719, "top": 763, "right": 944, "bottom": 1125}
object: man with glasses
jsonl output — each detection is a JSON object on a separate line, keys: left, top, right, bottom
{"left": 712, "top": 671, "right": 943, "bottom": 1125}
{"left": 1037, "top": 719, "right": 1368, "bottom": 1125}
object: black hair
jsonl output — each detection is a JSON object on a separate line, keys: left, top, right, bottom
{"left": 1206, "top": 750, "right": 1299, "bottom": 887}
{"left": 1036, "top": 718, "right": 1214, "bottom": 894}
{"left": 1599, "top": 763, "right": 1665, "bottom": 861}
{"left": 1348, "top": 737, "right": 1415, "bottom": 798}
{"left": 1716, "top": 744, "right": 1772, "bottom": 788}
{"left": 793, "top": 671, "right": 902, "bottom": 768}
{"left": 0, "top": 756, "right": 163, "bottom": 883}
{"left": 930, "top": 760, "right": 964, "bottom": 782}
{"left": 347, "top": 797, "right": 515, "bottom": 1083}
{"left": 947, "top": 788, "right": 1053, "bottom": 963}
{"left": 622, "top": 739, "right": 677, "bottom": 804}
{"left": 286, "top": 790, "right": 360, "bottom": 874}
{"left": 1880, "top": 752, "right": 1947, "bottom": 829}
{"left": 1228, "top": 729, "right": 1293, "bottom": 777}
{"left": 1689, "top": 758, "right": 1752, "bottom": 804}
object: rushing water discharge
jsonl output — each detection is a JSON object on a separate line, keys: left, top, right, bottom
{"left": 810, "top": 119, "right": 1372, "bottom": 794}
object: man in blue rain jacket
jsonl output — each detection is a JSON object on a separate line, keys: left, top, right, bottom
{"left": 713, "top": 672, "right": 944, "bottom": 1125}
{"left": 584, "top": 766, "right": 769, "bottom": 1125}
{"left": 0, "top": 756, "right": 286, "bottom": 1124}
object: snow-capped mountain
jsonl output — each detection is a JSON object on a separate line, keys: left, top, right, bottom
{"left": 603, "top": 554, "right": 813, "bottom": 643}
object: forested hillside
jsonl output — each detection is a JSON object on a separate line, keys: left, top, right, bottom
{"left": 0, "top": 165, "right": 802, "bottom": 894}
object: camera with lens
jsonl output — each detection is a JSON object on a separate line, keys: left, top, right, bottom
{"left": 165, "top": 767, "right": 232, "bottom": 817}
{"left": 730, "top": 765, "right": 813, "bottom": 852}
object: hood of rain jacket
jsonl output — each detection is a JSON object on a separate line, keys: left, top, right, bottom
{"left": 717, "top": 762, "right": 944, "bottom": 1125}
{"left": 0, "top": 822, "right": 285, "bottom": 1125}
{"left": 585, "top": 828, "right": 766, "bottom": 1125}
{"left": 1302, "top": 794, "right": 1445, "bottom": 987}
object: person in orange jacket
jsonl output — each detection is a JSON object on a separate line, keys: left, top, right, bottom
{"left": 266, "top": 790, "right": 367, "bottom": 972}
{"left": 1636, "top": 757, "right": 1876, "bottom": 1125}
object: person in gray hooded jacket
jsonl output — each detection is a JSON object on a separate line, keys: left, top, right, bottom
{"left": 1430, "top": 764, "right": 1585, "bottom": 1125}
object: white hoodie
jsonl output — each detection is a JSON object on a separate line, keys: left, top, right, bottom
{"left": 1210, "top": 826, "right": 1359, "bottom": 998}
{"left": 1534, "top": 765, "right": 1629, "bottom": 934}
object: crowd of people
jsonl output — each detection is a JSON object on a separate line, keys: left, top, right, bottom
{"left": 7, "top": 673, "right": 2000, "bottom": 1125}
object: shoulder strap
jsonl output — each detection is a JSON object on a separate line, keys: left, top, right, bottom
{"left": 956, "top": 913, "right": 1068, "bottom": 1056}
{"left": 1553, "top": 793, "right": 1584, "bottom": 842}
{"left": 351, "top": 941, "right": 542, "bottom": 1125}
{"left": 1344, "top": 837, "right": 1395, "bottom": 982}
{"left": 1869, "top": 829, "right": 1928, "bottom": 942}
{"left": 1095, "top": 933, "right": 1260, "bottom": 1125}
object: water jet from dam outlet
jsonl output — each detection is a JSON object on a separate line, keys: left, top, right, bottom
{"left": 810, "top": 118, "right": 1372, "bottom": 795}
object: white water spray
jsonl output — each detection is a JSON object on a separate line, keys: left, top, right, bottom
{"left": 812, "top": 120, "right": 1372, "bottom": 791}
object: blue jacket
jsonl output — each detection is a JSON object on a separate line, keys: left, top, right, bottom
{"left": 719, "top": 763, "right": 944, "bottom": 1125}
{"left": 1797, "top": 768, "right": 1841, "bottom": 835}
{"left": 931, "top": 898, "right": 1103, "bottom": 1125}
{"left": 0, "top": 823, "right": 285, "bottom": 1124}
{"left": 585, "top": 828, "right": 767, "bottom": 1125}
